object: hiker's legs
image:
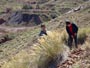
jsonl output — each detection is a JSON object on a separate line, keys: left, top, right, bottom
{"left": 68, "top": 36, "right": 73, "bottom": 49}
{"left": 74, "top": 35, "right": 78, "bottom": 48}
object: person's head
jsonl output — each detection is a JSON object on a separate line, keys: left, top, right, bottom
{"left": 41, "top": 24, "right": 46, "bottom": 30}
{"left": 65, "top": 20, "right": 71, "bottom": 26}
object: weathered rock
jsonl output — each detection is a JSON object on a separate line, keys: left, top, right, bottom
{"left": 7, "top": 11, "right": 42, "bottom": 26}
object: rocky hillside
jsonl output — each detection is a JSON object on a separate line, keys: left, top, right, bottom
{"left": 0, "top": 0, "right": 90, "bottom": 68}
{"left": 0, "top": 0, "right": 89, "bottom": 26}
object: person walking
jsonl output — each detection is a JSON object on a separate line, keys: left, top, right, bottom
{"left": 65, "top": 20, "right": 78, "bottom": 50}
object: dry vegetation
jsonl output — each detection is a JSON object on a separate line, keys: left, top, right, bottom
{"left": 1, "top": 30, "right": 69, "bottom": 68}
{"left": 0, "top": 0, "right": 90, "bottom": 68}
{"left": 1, "top": 28, "right": 90, "bottom": 68}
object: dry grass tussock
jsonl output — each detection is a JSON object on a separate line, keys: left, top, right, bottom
{"left": 2, "top": 30, "right": 69, "bottom": 68}
{"left": 2, "top": 28, "right": 90, "bottom": 68}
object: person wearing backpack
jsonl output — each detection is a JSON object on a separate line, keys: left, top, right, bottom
{"left": 65, "top": 20, "right": 78, "bottom": 50}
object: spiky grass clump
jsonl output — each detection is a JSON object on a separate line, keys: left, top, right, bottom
{"left": 27, "top": 31, "right": 69, "bottom": 68}
{"left": 78, "top": 28, "right": 90, "bottom": 45}
{"left": 37, "top": 31, "right": 69, "bottom": 68}
{"left": 2, "top": 50, "right": 31, "bottom": 68}
{"left": 2, "top": 30, "right": 69, "bottom": 68}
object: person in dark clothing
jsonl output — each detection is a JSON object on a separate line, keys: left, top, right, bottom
{"left": 66, "top": 21, "right": 78, "bottom": 49}
{"left": 39, "top": 24, "right": 47, "bottom": 36}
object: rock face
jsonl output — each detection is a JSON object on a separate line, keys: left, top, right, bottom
{"left": 7, "top": 11, "right": 42, "bottom": 26}
{"left": 22, "top": 14, "right": 42, "bottom": 25}
{"left": 0, "top": 18, "right": 6, "bottom": 25}
{"left": 8, "top": 11, "right": 22, "bottom": 25}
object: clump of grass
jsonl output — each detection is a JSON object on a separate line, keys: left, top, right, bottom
{"left": 2, "top": 30, "right": 69, "bottom": 68}
{"left": 78, "top": 28, "right": 90, "bottom": 45}
{"left": 37, "top": 31, "right": 69, "bottom": 68}
{"left": 78, "top": 29, "right": 87, "bottom": 45}
{"left": 2, "top": 50, "right": 31, "bottom": 68}
{"left": 72, "top": 62, "right": 81, "bottom": 68}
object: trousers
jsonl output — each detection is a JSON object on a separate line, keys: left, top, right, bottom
{"left": 68, "top": 35, "right": 78, "bottom": 49}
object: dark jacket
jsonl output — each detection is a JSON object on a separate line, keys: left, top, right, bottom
{"left": 66, "top": 23, "right": 78, "bottom": 36}
{"left": 39, "top": 30, "right": 47, "bottom": 36}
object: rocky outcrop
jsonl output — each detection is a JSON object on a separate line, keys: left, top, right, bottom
{"left": 0, "top": 18, "right": 6, "bottom": 25}
{"left": 8, "top": 11, "right": 22, "bottom": 25}
{"left": 7, "top": 11, "right": 42, "bottom": 26}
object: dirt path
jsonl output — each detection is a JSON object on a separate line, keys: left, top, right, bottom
{"left": 0, "top": 25, "right": 38, "bottom": 33}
